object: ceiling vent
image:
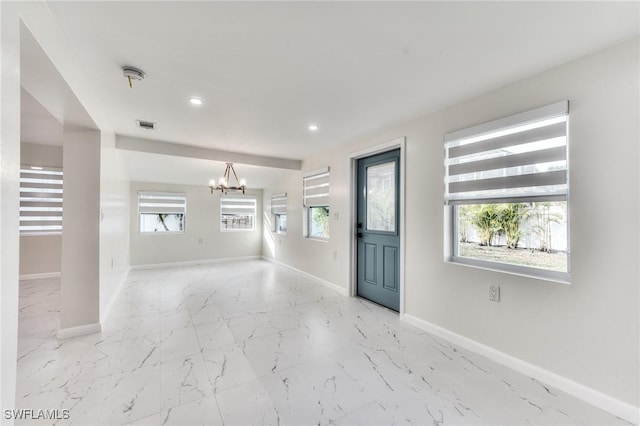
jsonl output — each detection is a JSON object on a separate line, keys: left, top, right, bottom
{"left": 136, "top": 120, "right": 156, "bottom": 130}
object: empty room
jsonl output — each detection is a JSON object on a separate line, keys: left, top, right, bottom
{"left": 1, "top": 1, "right": 638, "bottom": 425}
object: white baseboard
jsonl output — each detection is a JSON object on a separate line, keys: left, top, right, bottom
{"left": 130, "top": 255, "right": 262, "bottom": 270}
{"left": 19, "top": 272, "right": 61, "bottom": 280}
{"left": 57, "top": 322, "right": 102, "bottom": 339}
{"left": 401, "top": 313, "right": 639, "bottom": 424}
{"left": 262, "top": 256, "right": 348, "bottom": 297}
{"left": 100, "top": 267, "right": 130, "bottom": 325}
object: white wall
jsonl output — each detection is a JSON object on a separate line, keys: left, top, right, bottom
{"left": 19, "top": 236, "right": 61, "bottom": 277}
{"left": 0, "top": 1, "right": 22, "bottom": 413}
{"left": 20, "top": 142, "right": 62, "bottom": 166}
{"left": 19, "top": 143, "right": 63, "bottom": 277}
{"left": 263, "top": 38, "right": 639, "bottom": 407}
{"left": 1, "top": 2, "right": 131, "bottom": 410}
{"left": 263, "top": 168, "right": 349, "bottom": 287}
{"left": 99, "top": 132, "right": 130, "bottom": 323}
{"left": 130, "top": 182, "right": 263, "bottom": 266}
{"left": 60, "top": 129, "right": 101, "bottom": 330}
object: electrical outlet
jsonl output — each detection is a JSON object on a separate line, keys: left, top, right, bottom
{"left": 198, "top": 237, "right": 204, "bottom": 244}
{"left": 333, "top": 250, "right": 338, "bottom": 260}
{"left": 489, "top": 285, "right": 500, "bottom": 302}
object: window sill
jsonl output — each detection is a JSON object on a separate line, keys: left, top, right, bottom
{"left": 445, "top": 256, "right": 570, "bottom": 285}
{"left": 306, "top": 236, "right": 329, "bottom": 243}
{"left": 139, "top": 231, "right": 185, "bottom": 235}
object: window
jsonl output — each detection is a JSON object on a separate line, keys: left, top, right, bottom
{"left": 19, "top": 166, "right": 63, "bottom": 235}
{"left": 366, "top": 161, "right": 396, "bottom": 232}
{"left": 445, "top": 101, "right": 569, "bottom": 281}
{"left": 303, "top": 168, "right": 330, "bottom": 239}
{"left": 138, "top": 191, "right": 186, "bottom": 233}
{"left": 309, "top": 206, "right": 330, "bottom": 239}
{"left": 275, "top": 214, "right": 287, "bottom": 234}
{"left": 271, "top": 194, "right": 287, "bottom": 234}
{"left": 221, "top": 195, "right": 256, "bottom": 231}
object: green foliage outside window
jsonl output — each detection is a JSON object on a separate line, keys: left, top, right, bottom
{"left": 310, "top": 206, "right": 329, "bottom": 239}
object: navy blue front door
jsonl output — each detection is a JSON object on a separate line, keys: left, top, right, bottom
{"left": 356, "top": 149, "right": 400, "bottom": 311}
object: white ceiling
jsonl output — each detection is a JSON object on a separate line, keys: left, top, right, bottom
{"left": 22, "top": 1, "right": 639, "bottom": 185}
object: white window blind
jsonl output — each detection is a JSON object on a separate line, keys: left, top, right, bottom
{"left": 138, "top": 191, "right": 187, "bottom": 215}
{"left": 271, "top": 194, "right": 287, "bottom": 215}
{"left": 138, "top": 192, "right": 186, "bottom": 233}
{"left": 221, "top": 196, "right": 256, "bottom": 216}
{"left": 445, "top": 101, "right": 569, "bottom": 205}
{"left": 20, "top": 167, "right": 63, "bottom": 235}
{"left": 303, "top": 168, "right": 330, "bottom": 207}
{"left": 221, "top": 195, "right": 256, "bottom": 231}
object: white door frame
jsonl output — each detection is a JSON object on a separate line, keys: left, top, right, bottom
{"left": 348, "top": 137, "right": 406, "bottom": 315}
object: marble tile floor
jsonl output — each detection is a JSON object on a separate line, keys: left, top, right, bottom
{"left": 15, "top": 260, "right": 631, "bottom": 426}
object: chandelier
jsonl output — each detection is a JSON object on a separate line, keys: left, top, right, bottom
{"left": 209, "top": 163, "right": 247, "bottom": 194}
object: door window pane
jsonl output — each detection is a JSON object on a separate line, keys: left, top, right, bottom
{"left": 366, "top": 162, "right": 395, "bottom": 232}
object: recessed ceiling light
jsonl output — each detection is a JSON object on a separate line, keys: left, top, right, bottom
{"left": 308, "top": 124, "right": 319, "bottom": 132}
{"left": 189, "top": 97, "right": 203, "bottom": 106}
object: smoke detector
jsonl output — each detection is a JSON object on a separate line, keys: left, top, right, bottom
{"left": 122, "top": 66, "right": 145, "bottom": 88}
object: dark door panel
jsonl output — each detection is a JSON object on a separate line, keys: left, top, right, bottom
{"left": 356, "top": 149, "right": 400, "bottom": 312}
